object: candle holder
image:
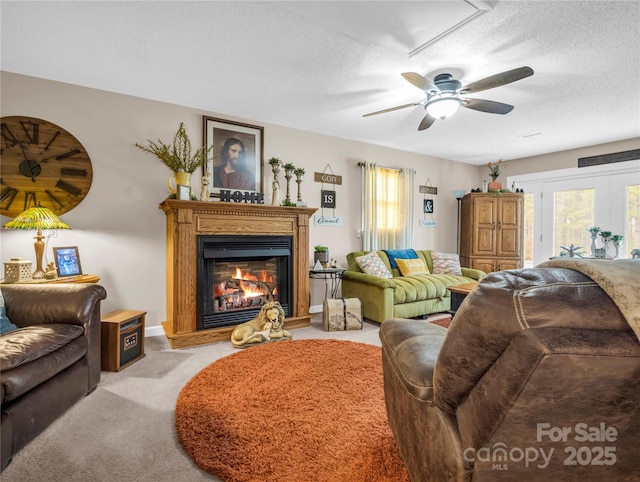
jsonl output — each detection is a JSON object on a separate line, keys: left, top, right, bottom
{"left": 294, "top": 168, "right": 305, "bottom": 203}
{"left": 283, "top": 163, "right": 295, "bottom": 205}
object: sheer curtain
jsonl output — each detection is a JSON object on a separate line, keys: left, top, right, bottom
{"left": 362, "top": 162, "right": 415, "bottom": 250}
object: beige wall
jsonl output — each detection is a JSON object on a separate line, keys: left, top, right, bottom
{"left": 4, "top": 72, "right": 636, "bottom": 331}
{"left": 1, "top": 72, "right": 481, "bottom": 331}
{"left": 501, "top": 137, "right": 640, "bottom": 180}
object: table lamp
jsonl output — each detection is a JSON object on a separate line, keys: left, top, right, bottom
{"left": 3, "top": 205, "right": 70, "bottom": 279}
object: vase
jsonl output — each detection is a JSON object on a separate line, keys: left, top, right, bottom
{"left": 602, "top": 239, "right": 611, "bottom": 258}
{"left": 590, "top": 233, "right": 598, "bottom": 257}
{"left": 314, "top": 251, "right": 329, "bottom": 268}
{"left": 270, "top": 164, "right": 281, "bottom": 206}
{"left": 613, "top": 241, "right": 622, "bottom": 259}
{"left": 488, "top": 180, "right": 502, "bottom": 190}
{"left": 296, "top": 175, "right": 304, "bottom": 202}
{"left": 168, "top": 171, "right": 191, "bottom": 195}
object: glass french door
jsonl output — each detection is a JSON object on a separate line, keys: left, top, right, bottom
{"left": 540, "top": 173, "right": 635, "bottom": 261}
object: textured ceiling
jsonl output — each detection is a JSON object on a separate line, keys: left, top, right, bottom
{"left": 1, "top": 1, "right": 639, "bottom": 165}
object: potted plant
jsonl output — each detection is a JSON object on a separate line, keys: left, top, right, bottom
{"left": 314, "top": 245, "right": 329, "bottom": 267}
{"left": 612, "top": 234, "right": 624, "bottom": 259}
{"left": 136, "top": 122, "right": 213, "bottom": 196}
{"left": 487, "top": 160, "right": 503, "bottom": 190}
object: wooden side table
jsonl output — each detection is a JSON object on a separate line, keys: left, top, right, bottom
{"left": 448, "top": 282, "right": 479, "bottom": 315}
{"left": 1, "top": 274, "right": 101, "bottom": 284}
{"left": 100, "top": 310, "right": 146, "bottom": 372}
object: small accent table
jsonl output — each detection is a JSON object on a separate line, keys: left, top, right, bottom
{"left": 309, "top": 268, "right": 346, "bottom": 299}
{"left": 447, "top": 282, "right": 479, "bottom": 315}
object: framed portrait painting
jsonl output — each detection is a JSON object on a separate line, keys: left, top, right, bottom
{"left": 52, "top": 246, "right": 83, "bottom": 277}
{"left": 203, "top": 116, "right": 263, "bottom": 198}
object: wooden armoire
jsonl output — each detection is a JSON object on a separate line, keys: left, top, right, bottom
{"left": 459, "top": 192, "right": 524, "bottom": 273}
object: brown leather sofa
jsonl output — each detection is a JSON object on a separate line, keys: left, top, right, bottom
{"left": 1, "top": 283, "right": 107, "bottom": 472}
{"left": 380, "top": 265, "right": 640, "bottom": 481}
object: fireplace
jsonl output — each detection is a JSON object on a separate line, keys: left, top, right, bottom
{"left": 197, "top": 235, "right": 293, "bottom": 329}
{"left": 160, "top": 200, "right": 316, "bottom": 349}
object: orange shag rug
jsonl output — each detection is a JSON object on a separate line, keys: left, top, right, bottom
{"left": 175, "top": 339, "right": 409, "bottom": 482}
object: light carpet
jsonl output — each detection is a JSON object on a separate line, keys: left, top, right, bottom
{"left": 1, "top": 313, "right": 448, "bottom": 481}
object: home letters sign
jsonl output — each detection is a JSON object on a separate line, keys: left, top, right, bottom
{"left": 219, "top": 190, "right": 265, "bottom": 204}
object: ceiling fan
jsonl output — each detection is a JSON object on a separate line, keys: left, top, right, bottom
{"left": 363, "top": 66, "right": 534, "bottom": 131}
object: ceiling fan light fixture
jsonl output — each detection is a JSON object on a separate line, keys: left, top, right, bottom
{"left": 426, "top": 96, "right": 461, "bottom": 120}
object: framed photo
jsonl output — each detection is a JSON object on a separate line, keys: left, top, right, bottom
{"left": 52, "top": 246, "right": 83, "bottom": 277}
{"left": 203, "top": 116, "right": 263, "bottom": 198}
{"left": 177, "top": 184, "right": 191, "bottom": 200}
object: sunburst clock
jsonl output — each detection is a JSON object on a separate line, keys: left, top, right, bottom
{"left": 1, "top": 116, "right": 93, "bottom": 218}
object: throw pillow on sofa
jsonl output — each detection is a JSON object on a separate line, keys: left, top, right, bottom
{"left": 0, "top": 289, "right": 18, "bottom": 334}
{"left": 396, "top": 258, "right": 430, "bottom": 276}
{"left": 383, "top": 249, "right": 418, "bottom": 269}
{"left": 431, "top": 252, "right": 463, "bottom": 276}
{"left": 356, "top": 251, "right": 393, "bottom": 278}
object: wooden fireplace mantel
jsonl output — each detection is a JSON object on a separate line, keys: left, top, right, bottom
{"left": 159, "top": 199, "right": 317, "bottom": 348}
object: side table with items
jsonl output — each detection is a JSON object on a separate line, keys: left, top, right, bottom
{"left": 309, "top": 267, "right": 346, "bottom": 299}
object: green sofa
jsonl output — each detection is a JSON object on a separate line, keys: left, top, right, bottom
{"left": 342, "top": 250, "right": 485, "bottom": 323}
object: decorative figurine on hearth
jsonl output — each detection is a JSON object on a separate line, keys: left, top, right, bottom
{"left": 44, "top": 262, "right": 58, "bottom": 279}
{"left": 559, "top": 244, "right": 583, "bottom": 258}
{"left": 231, "top": 301, "right": 292, "bottom": 348}
{"left": 268, "top": 157, "right": 282, "bottom": 206}
{"left": 200, "top": 168, "right": 211, "bottom": 201}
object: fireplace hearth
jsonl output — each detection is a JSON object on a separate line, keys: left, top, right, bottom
{"left": 197, "top": 235, "right": 293, "bottom": 329}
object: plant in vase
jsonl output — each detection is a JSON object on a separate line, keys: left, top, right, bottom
{"left": 587, "top": 226, "right": 600, "bottom": 257}
{"left": 136, "top": 122, "right": 213, "bottom": 198}
{"left": 599, "top": 230, "right": 612, "bottom": 258}
{"left": 611, "top": 234, "right": 624, "bottom": 259}
{"left": 314, "top": 245, "right": 329, "bottom": 268}
{"left": 487, "top": 160, "right": 503, "bottom": 191}
{"left": 283, "top": 163, "right": 296, "bottom": 205}
{"left": 268, "top": 157, "right": 282, "bottom": 206}
{"left": 294, "top": 167, "right": 305, "bottom": 203}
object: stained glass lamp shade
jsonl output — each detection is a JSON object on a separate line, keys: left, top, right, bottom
{"left": 3, "top": 206, "right": 71, "bottom": 279}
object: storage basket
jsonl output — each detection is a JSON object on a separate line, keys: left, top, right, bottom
{"left": 322, "top": 298, "right": 363, "bottom": 331}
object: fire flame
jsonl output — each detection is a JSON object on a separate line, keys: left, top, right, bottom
{"left": 234, "top": 267, "right": 273, "bottom": 283}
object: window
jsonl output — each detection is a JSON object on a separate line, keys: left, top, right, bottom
{"left": 361, "top": 162, "right": 415, "bottom": 250}
{"left": 627, "top": 184, "right": 640, "bottom": 251}
{"left": 509, "top": 160, "right": 640, "bottom": 264}
{"left": 552, "top": 188, "right": 594, "bottom": 257}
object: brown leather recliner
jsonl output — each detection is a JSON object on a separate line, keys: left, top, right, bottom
{"left": 380, "top": 266, "right": 640, "bottom": 481}
{"left": 1, "top": 283, "right": 107, "bottom": 472}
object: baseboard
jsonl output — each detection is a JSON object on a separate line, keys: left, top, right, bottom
{"left": 145, "top": 325, "right": 165, "bottom": 338}
{"left": 310, "top": 305, "right": 322, "bottom": 314}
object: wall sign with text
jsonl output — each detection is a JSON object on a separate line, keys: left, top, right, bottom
{"left": 321, "top": 190, "right": 336, "bottom": 208}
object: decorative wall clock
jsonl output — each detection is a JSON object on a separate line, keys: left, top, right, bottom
{"left": 1, "top": 116, "right": 93, "bottom": 218}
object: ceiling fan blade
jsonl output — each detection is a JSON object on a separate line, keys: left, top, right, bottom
{"left": 401, "top": 72, "right": 439, "bottom": 92}
{"left": 417, "top": 113, "right": 436, "bottom": 131}
{"left": 461, "top": 66, "right": 534, "bottom": 94}
{"left": 363, "top": 101, "right": 424, "bottom": 117}
{"left": 462, "top": 98, "right": 514, "bottom": 114}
